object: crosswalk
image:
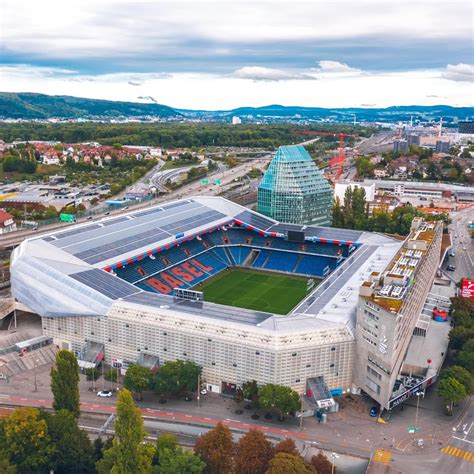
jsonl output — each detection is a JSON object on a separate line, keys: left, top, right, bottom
{"left": 374, "top": 449, "right": 392, "bottom": 464}
{"left": 441, "top": 445, "right": 474, "bottom": 462}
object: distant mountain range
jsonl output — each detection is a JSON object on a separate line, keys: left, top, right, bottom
{"left": 0, "top": 92, "right": 179, "bottom": 119}
{"left": 1, "top": 92, "right": 473, "bottom": 123}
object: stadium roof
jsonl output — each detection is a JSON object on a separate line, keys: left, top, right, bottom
{"left": 11, "top": 196, "right": 402, "bottom": 332}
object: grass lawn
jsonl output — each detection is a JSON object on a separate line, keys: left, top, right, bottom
{"left": 195, "top": 268, "right": 317, "bottom": 314}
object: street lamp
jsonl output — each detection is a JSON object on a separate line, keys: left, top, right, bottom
{"left": 33, "top": 358, "right": 40, "bottom": 392}
{"left": 330, "top": 452, "right": 339, "bottom": 474}
{"left": 415, "top": 391, "right": 424, "bottom": 431}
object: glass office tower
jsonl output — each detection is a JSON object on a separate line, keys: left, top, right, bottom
{"left": 258, "top": 145, "right": 333, "bottom": 226}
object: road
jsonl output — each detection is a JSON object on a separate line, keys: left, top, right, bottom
{"left": 443, "top": 206, "right": 474, "bottom": 281}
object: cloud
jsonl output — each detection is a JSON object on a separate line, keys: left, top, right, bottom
{"left": 315, "top": 60, "right": 361, "bottom": 74}
{"left": 442, "top": 63, "right": 474, "bottom": 82}
{"left": 128, "top": 81, "right": 142, "bottom": 86}
{"left": 233, "top": 66, "right": 315, "bottom": 81}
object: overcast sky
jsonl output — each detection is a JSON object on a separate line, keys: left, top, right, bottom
{"left": 1, "top": 0, "right": 473, "bottom": 109}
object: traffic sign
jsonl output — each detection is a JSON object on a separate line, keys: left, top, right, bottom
{"left": 407, "top": 427, "right": 420, "bottom": 433}
{"left": 201, "top": 179, "right": 209, "bottom": 185}
{"left": 461, "top": 279, "right": 474, "bottom": 299}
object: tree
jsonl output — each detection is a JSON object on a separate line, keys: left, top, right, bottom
{"left": 234, "top": 429, "right": 273, "bottom": 474}
{"left": 124, "top": 364, "right": 153, "bottom": 400}
{"left": 194, "top": 422, "right": 234, "bottom": 474}
{"left": 51, "top": 350, "right": 80, "bottom": 418}
{"left": 85, "top": 367, "right": 100, "bottom": 382}
{"left": 266, "top": 453, "right": 315, "bottom": 474}
{"left": 258, "top": 384, "right": 300, "bottom": 420}
{"left": 311, "top": 451, "right": 335, "bottom": 474}
{"left": 154, "top": 434, "right": 205, "bottom": 474}
{"left": 44, "top": 409, "right": 95, "bottom": 474}
{"left": 332, "top": 197, "right": 344, "bottom": 228}
{"left": 153, "top": 360, "right": 201, "bottom": 399}
{"left": 457, "top": 339, "right": 474, "bottom": 372}
{"left": 3, "top": 407, "right": 55, "bottom": 474}
{"left": 242, "top": 380, "right": 259, "bottom": 409}
{"left": 438, "top": 377, "right": 467, "bottom": 415}
{"left": 100, "top": 389, "right": 154, "bottom": 474}
{"left": 273, "top": 438, "right": 300, "bottom": 457}
{"left": 440, "top": 366, "right": 474, "bottom": 395}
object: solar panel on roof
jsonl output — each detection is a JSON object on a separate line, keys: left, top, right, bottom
{"left": 234, "top": 211, "right": 274, "bottom": 230}
{"left": 101, "top": 217, "right": 130, "bottom": 226}
{"left": 71, "top": 269, "right": 138, "bottom": 299}
{"left": 53, "top": 224, "right": 102, "bottom": 241}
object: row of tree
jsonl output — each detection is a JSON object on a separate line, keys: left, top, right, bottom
{"left": 332, "top": 187, "right": 449, "bottom": 234}
{"left": 0, "top": 122, "right": 371, "bottom": 149}
{"left": 195, "top": 422, "right": 334, "bottom": 474}
{"left": 437, "top": 292, "right": 474, "bottom": 414}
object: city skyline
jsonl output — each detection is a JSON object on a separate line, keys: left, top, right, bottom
{"left": 0, "top": 0, "right": 473, "bottom": 109}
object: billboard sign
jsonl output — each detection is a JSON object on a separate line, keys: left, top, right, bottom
{"left": 461, "top": 280, "right": 474, "bottom": 299}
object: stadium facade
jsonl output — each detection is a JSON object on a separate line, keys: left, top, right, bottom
{"left": 257, "top": 145, "right": 333, "bottom": 226}
{"left": 11, "top": 196, "right": 441, "bottom": 410}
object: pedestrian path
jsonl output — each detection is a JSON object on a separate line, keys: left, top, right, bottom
{"left": 440, "top": 445, "right": 474, "bottom": 462}
{"left": 373, "top": 449, "right": 392, "bottom": 464}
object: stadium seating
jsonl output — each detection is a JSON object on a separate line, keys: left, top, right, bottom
{"left": 115, "top": 226, "right": 352, "bottom": 290}
{"left": 264, "top": 251, "right": 300, "bottom": 272}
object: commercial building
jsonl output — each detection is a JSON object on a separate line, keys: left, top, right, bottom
{"left": 353, "top": 218, "right": 443, "bottom": 409}
{"left": 334, "top": 182, "right": 376, "bottom": 204}
{"left": 258, "top": 145, "right": 333, "bottom": 226}
{"left": 11, "top": 196, "right": 404, "bottom": 404}
{"left": 393, "top": 139, "right": 408, "bottom": 154}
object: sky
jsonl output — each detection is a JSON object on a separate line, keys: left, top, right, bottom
{"left": 1, "top": 0, "right": 473, "bottom": 109}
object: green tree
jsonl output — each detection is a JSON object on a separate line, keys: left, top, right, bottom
{"left": 44, "top": 409, "right": 95, "bottom": 474}
{"left": 438, "top": 377, "right": 467, "bottom": 415}
{"left": 85, "top": 367, "right": 100, "bottom": 382}
{"left": 50, "top": 350, "right": 80, "bottom": 418}
{"left": 104, "top": 368, "right": 118, "bottom": 383}
{"left": 258, "top": 384, "right": 300, "bottom": 420}
{"left": 234, "top": 429, "right": 273, "bottom": 474}
{"left": 332, "top": 197, "right": 344, "bottom": 228}
{"left": 3, "top": 407, "right": 55, "bottom": 474}
{"left": 153, "top": 360, "right": 201, "bottom": 399}
{"left": 457, "top": 339, "right": 474, "bottom": 372}
{"left": 449, "top": 326, "right": 474, "bottom": 351}
{"left": 242, "top": 380, "right": 259, "bottom": 409}
{"left": 439, "top": 365, "right": 474, "bottom": 395}
{"left": 124, "top": 364, "right": 153, "bottom": 400}
{"left": 100, "top": 389, "right": 154, "bottom": 474}
{"left": 194, "top": 422, "right": 234, "bottom": 474}
{"left": 266, "top": 453, "right": 315, "bottom": 474}
{"left": 153, "top": 433, "right": 205, "bottom": 474}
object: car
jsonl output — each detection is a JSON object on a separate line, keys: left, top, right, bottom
{"left": 87, "top": 216, "right": 93, "bottom": 220}
{"left": 123, "top": 206, "right": 129, "bottom": 210}
{"left": 450, "top": 251, "right": 456, "bottom": 257}
{"left": 463, "top": 247, "right": 467, "bottom": 251}
{"left": 447, "top": 265, "right": 456, "bottom": 271}
{"left": 97, "top": 390, "right": 113, "bottom": 397}
{"left": 104, "top": 212, "right": 110, "bottom": 216}
{"left": 370, "top": 406, "right": 379, "bottom": 417}
{"left": 200, "top": 388, "right": 208, "bottom": 395}
{"left": 184, "top": 395, "right": 193, "bottom": 402}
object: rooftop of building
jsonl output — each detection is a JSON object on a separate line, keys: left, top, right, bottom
{"left": 359, "top": 218, "right": 442, "bottom": 313}
{"left": 12, "top": 196, "right": 401, "bottom": 332}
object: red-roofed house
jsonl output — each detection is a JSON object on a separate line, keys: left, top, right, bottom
{"left": 0, "top": 210, "right": 16, "bottom": 234}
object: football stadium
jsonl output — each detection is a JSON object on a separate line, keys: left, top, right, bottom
{"left": 11, "top": 195, "right": 408, "bottom": 407}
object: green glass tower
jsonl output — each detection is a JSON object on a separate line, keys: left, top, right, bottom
{"left": 257, "top": 145, "right": 333, "bottom": 226}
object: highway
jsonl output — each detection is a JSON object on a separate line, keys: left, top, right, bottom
{"left": 443, "top": 206, "right": 474, "bottom": 281}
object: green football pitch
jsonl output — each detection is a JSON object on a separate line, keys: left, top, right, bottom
{"left": 195, "top": 268, "right": 317, "bottom": 314}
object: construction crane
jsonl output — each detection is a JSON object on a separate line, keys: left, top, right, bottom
{"left": 293, "top": 130, "right": 358, "bottom": 180}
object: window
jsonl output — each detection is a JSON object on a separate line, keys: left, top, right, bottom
{"left": 367, "top": 366, "right": 381, "bottom": 380}
{"left": 366, "top": 377, "right": 381, "bottom": 394}
{"left": 292, "top": 353, "right": 297, "bottom": 357}
{"left": 256, "top": 351, "right": 260, "bottom": 355}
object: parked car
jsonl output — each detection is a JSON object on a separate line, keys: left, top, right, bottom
{"left": 449, "top": 251, "right": 455, "bottom": 257}
{"left": 447, "top": 265, "right": 456, "bottom": 271}
{"left": 200, "top": 388, "right": 208, "bottom": 395}
{"left": 184, "top": 395, "right": 193, "bottom": 402}
{"left": 370, "top": 406, "right": 379, "bottom": 417}
{"left": 97, "top": 390, "right": 113, "bottom": 397}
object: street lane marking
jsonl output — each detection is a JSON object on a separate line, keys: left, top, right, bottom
{"left": 374, "top": 449, "right": 392, "bottom": 464}
{"left": 453, "top": 436, "right": 474, "bottom": 445}
{"left": 441, "top": 445, "right": 474, "bottom": 462}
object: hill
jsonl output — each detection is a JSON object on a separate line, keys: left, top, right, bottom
{"left": 0, "top": 92, "right": 180, "bottom": 119}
